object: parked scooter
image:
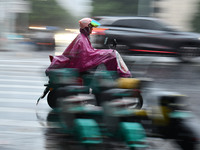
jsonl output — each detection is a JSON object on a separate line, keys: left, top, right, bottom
{"left": 50, "top": 88, "right": 148, "bottom": 150}
{"left": 151, "top": 92, "right": 200, "bottom": 150}
{"left": 132, "top": 91, "right": 200, "bottom": 150}
{"left": 44, "top": 79, "right": 200, "bottom": 150}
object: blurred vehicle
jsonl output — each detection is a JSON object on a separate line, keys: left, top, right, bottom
{"left": 29, "top": 26, "right": 56, "bottom": 51}
{"left": 90, "top": 16, "right": 200, "bottom": 62}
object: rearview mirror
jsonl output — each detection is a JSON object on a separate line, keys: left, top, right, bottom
{"left": 104, "top": 37, "right": 117, "bottom": 49}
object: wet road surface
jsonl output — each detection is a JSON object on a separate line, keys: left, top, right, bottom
{"left": 0, "top": 50, "right": 200, "bottom": 150}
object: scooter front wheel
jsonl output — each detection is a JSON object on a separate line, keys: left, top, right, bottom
{"left": 47, "top": 90, "right": 58, "bottom": 109}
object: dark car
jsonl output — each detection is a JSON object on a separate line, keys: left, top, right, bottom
{"left": 90, "top": 16, "right": 200, "bottom": 62}
{"left": 29, "top": 28, "right": 56, "bottom": 51}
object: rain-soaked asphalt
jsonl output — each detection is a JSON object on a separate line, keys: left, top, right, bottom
{"left": 1, "top": 50, "right": 200, "bottom": 150}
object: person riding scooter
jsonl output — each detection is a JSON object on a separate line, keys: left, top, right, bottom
{"left": 45, "top": 18, "right": 131, "bottom": 78}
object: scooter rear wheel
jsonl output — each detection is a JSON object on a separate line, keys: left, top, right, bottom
{"left": 133, "top": 92, "right": 143, "bottom": 109}
{"left": 95, "top": 88, "right": 143, "bottom": 109}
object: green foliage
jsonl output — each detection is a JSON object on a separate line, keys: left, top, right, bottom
{"left": 92, "top": 0, "right": 138, "bottom": 16}
{"left": 191, "top": 1, "right": 200, "bottom": 32}
{"left": 29, "top": 0, "right": 77, "bottom": 28}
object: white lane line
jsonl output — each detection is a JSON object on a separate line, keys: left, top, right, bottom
{"left": 0, "top": 63, "right": 47, "bottom": 67}
{"left": 0, "top": 71, "right": 45, "bottom": 76}
{"left": 0, "top": 119, "right": 44, "bottom": 128}
{"left": 0, "top": 130, "right": 44, "bottom": 136}
{"left": 0, "top": 64, "right": 47, "bottom": 68}
{"left": 0, "top": 67, "right": 46, "bottom": 72}
{"left": 0, "top": 107, "right": 49, "bottom": 113}
{"left": 0, "top": 119, "right": 59, "bottom": 129}
{"left": 0, "top": 78, "right": 44, "bottom": 83}
{"left": 0, "top": 70, "right": 44, "bottom": 76}
{"left": 0, "top": 91, "right": 42, "bottom": 96}
{"left": 0, "top": 59, "right": 49, "bottom": 63}
{"left": 0, "top": 74, "right": 46, "bottom": 80}
{"left": 0, "top": 84, "right": 45, "bottom": 89}
{"left": 0, "top": 98, "right": 46, "bottom": 103}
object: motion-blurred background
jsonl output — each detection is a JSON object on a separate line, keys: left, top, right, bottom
{"left": 1, "top": 0, "right": 200, "bottom": 53}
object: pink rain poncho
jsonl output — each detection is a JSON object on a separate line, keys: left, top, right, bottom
{"left": 46, "top": 29, "right": 131, "bottom": 78}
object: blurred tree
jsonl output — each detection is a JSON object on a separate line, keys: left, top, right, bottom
{"left": 28, "top": 0, "right": 77, "bottom": 28}
{"left": 191, "top": 1, "right": 200, "bottom": 32}
{"left": 91, "top": 0, "right": 138, "bottom": 16}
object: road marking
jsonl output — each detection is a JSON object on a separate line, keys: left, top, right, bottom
{"left": 0, "top": 70, "right": 44, "bottom": 76}
{"left": 0, "top": 58, "right": 49, "bottom": 63}
{"left": 0, "top": 130, "right": 43, "bottom": 136}
{"left": 0, "top": 107, "right": 49, "bottom": 113}
{"left": 0, "top": 78, "right": 44, "bottom": 83}
{"left": 0, "top": 67, "right": 45, "bottom": 72}
{"left": 0, "top": 91, "right": 42, "bottom": 96}
{"left": 0, "top": 119, "right": 60, "bottom": 129}
{"left": 0, "top": 98, "right": 46, "bottom": 103}
{"left": 0, "top": 119, "right": 44, "bottom": 128}
{"left": 0, "top": 74, "right": 46, "bottom": 78}
{"left": 0, "top": 84, "right": 45, "bottom": 89}
{"left": 0, "top": 64, "right": 47, "bottom": 68}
